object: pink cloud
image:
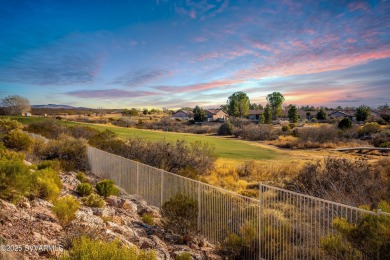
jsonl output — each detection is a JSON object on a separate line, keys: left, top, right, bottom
{"left": 156, "top": 78, "right": 241, "bottom": 93}
{"left": 192, "top": 36, "right": 208, "bottom": 43}
{"left": 252, "top": 41, "right": 273, "bottom": 52}
{"left": 348, "top": 1, "right": 369, "bottom": 12}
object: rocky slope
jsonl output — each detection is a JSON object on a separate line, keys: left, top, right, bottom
{"left": 0, "top": 170, "right": 221, "bottom": 260}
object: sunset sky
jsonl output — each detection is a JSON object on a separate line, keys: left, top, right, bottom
{"left": 0, "top": 0, "right": 389, "bottom": 109}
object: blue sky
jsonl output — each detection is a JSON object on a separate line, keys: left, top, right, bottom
{"left": 0, "top": 0, "right": 389, "bottom": 109}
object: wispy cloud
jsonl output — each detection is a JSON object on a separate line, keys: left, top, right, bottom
{"left": 66, "top": 89, "right": 157, "bottom": 99}
{"left": 0, "top": 33, "right": 103, "bottom": 86}
{"left": 112, "top": 69, "right": 169, "bottom": 87}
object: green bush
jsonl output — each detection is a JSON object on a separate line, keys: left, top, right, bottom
{"left": 3, "top": 130, "right": 33, "bottom": 151}
{"left": 0, "top": 143, "right": 25, "bottom": 161}
{"left": 379, "top": 141, "right": 390, "bottom": 148}
{"left": 61, "top": 236, "right": 156, "bottom": 260}
{"left": 76, "top": 183, "right": 93, "bottom": 197}
{"left": 218, "top": 233, "right": 243, "bottom": 258}
{"left": 218, "top": 121, "right": 234, "bottom": 135}
{"left": 142, "top": 213, "right": 155, "bottom": 226}
{"left": 338, "top": 118, "right": 352, "bottom": 130}
{"left": 52, "top": 195, "right": 80, "bottom": 227}
{"left": 42, "top": 134, "right": 88, "bottom": 171}
{"left": 37, "top": 159, "right": 61, "bottom": 171}
{"left": 0, "top": 118, "right": 22, "bottom": 135}
{"left": 281, "top": 125, "right": 290, "bottom": 132}
{"left": 81, "top": 193, "right": 104, "bottom": 208}
{"left": 76, "top": 172, "right": 87, "bottom": 182}
{"left": 0, "top": 157, "right": 32, "bottom": 202}
{"left": 175, "top": 252, "right": 192, "bottom": 260}
{"left": 31, "top": 168, "right": 62, "bottom": 202}
{"left": 372, "top": 130, "right": 390, "bottom": 147}
{"left": 95, "top": 179, "right": 119, "bottom": 198}
{"left": 26, "top": 120, "right": 69, "bottom": 139}
{"left": 161, "top": 194, "right": 198, "bottom": 236}
{"left": 359, "top": 122, "right": 381, "bottom": 136}
{"left": 321, "top": 201, "right": 390, "bottom": 260}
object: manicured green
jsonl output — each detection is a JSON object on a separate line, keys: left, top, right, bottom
{"left": 5, "top": 116, "right": 283, "bottom": 161}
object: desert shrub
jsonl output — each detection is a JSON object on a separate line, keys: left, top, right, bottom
{"left": 76, "top": 183, "right": 93, "bottom": 197}
{"left": 218, "top": 233, "right": 243, "bottom": 259}
{"left": 52, "top": 195, "right": 80, "bottom": 227}
{"left": 281, "top": 125, "right": 290, "bottom": 132}
{"left": 175, "top": 252, "right": 192, "bottom": 260}
{"left": 27, "top": 120, "right": 69, "bottom": 139}
{"left": 95, "top": 179, "right": 119, "bottom": 198}
{"left": 288, "top": 123, "right": 296, "bottom": 129}
{"left": 297, "top": 125, "right": 338, "bottom": 143}
{"left": 142, "top": 213, "right": 155, "bottom": 226}
{"left": 91, "top": 131, "right": 217, "bottom": 175}
{"left": 285, "top": 157, "right": 387, "bottom": 207}
{"left": 380, "top": 141, "right": 390, "bottom": 147}
{"left": 234, "top": 124, "right": 278, "bottom": 141}
{"left": 76, "top": 172, "right": 87, "bottom": 183}
{"left": 218, "top": 121, "right": 234, "bottom": 135}
{"left": 37, "top": 159, "right": 61, "bottom": 171}
{"left": 3, "top": 130, "right": 33, "bottom": 151}
{"left": 239, "top": 189, "right": 259, "bottom": 198}
{"left": 42, "top": 134, "right": 88, "bottom": 171}
{"left": 229, "top": 117, "right": 253, "bottom": 128}
{"left": 69, "top": 125, "right": 100, "bottom": 139}
{"left": 0, "top": 143, "right": 26, "bottom": 161}
{"left": 359, "top": 122, "right": 381, "bottom": 136}
{"left": 321, "top": 201, "right": 390, "bottom": 260}
{"left": 372, "top": 130, "right": 390, "bottom": 147}
{"left": 31, "top": 168, "right": 62, "bottom": 202}
{"left": 81, "top": 193, "right": 104, "bottom": 208}
{"left": 0, "top": 118, "right": 22, "bottom": 134}
{"left": 237, "top": 160, "right": 257, "bottom": 178}
{"left": 338, "top": 118, "right": 352, "bottom": 130}
{"left": 61, "top": 236, "right": 156, "bottom": 260}
{"left": 0, "top": 156, "right": 32, "bottom": 202}
{"left": 161, "top": 194, "right": 198, "bottom": 237}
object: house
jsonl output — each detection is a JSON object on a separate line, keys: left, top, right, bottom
{"left": 171, "top": 110, "right": 193, "bottom": 120}
{"left": 248, "top": 109, "right": 263, "bottom": 122}
{"left": 23, "top": 112, "right": 31, "bottom": 117}
{"left": 205, "top": 109, "right": 228, "bottom": 122}
{"left": 298, "top": 110, "right": 316, "bottom": 121}
{"left": 328, "top": 111, "right": 356, "bottom": 121}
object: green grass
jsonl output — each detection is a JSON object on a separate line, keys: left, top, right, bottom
{"left": 5, "top": 116, "right": 284, "bottom": 161}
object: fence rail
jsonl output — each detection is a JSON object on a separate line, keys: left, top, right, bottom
{"left": 85, "top": 146, "right": 388, "bottom": 259}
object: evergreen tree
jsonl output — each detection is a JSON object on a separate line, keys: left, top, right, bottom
{"left": 288, "top": 105, "right": 298, "bottom": 123}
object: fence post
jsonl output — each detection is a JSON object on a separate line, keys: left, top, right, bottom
{"left": 161, "top": 170, "right": 164, "bottom": 208}
{"left": 197, "top": 182, "right": 201, "bottom": 232}
{"left": 259, "top": 183, "right": 263, "bottom": 259}
{"left": 136, "top": 162, "right": 140, "bottom": 195}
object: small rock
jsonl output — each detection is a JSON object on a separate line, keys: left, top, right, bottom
{"left": 92, "top": 207, "right": 116, "bottom": 218}
{"left": 105, "top": 196, "right": 121, "bottom": 207}
{"left": 23, "top": 160, "right": 32, "bottom": 166}
{"left": 120, "top": 199, "right": 137, "bottom": 212}
{"left": 31, "top": 198, "right": 53, "bottom": 208}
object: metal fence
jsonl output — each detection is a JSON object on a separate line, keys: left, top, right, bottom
{"left": 87, "top": 146, "right": 388, "bottom": 260}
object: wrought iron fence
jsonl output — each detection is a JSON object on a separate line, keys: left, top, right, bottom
{"left": 86, "top": 146, "right": 388, "bottom": 259}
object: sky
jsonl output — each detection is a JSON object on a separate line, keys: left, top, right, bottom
{"left": 0, "top": 0, "right": 389, "bottom": 109}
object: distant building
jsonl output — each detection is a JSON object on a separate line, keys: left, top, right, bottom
{"left": 205, "top": 109, "right": 228, "bottom": 122}
{"left": 248, "top": 109, "right": 263, "bottom": 122}
{"left": 23, "top": 112, "right": 31, "bottom": 117}
{"left": 171, "top": 110, "right": 193, "bottom": 120}
{"left": 328, "top": 111, "right": 356, "bottom": 121}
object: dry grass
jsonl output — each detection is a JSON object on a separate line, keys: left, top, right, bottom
{"left": 270, "top": 135, "right": 369, "bottom": 149}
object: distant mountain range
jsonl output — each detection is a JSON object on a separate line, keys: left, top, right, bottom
{"left": 32, "top": 104, "right": 90, "bottom": 109}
